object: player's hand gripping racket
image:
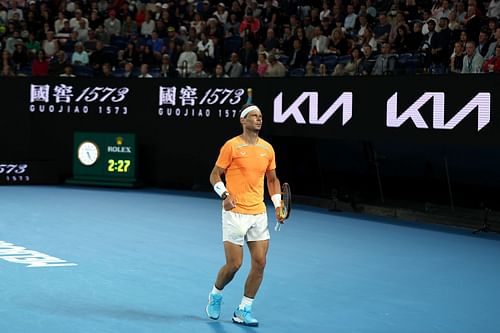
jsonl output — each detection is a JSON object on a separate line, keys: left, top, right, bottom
{"left": 275, "top": 182, "right": 291, "bottom": 231}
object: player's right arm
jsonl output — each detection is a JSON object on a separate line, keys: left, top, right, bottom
{"left": 210, "top": 165, "right": 236, "bottom": 211}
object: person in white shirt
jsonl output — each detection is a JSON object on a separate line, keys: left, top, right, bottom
{"left": 343, "top": 4, "right": 358, "bottom": 32}
{"left": 177, "top": 41, "right": 197, "bottom": 76}
{"left": 71, "top": 42, "right": 89, "bottom": 66}
{"left": 69, "top": 9, "right": 88, "bottom": 30}
{"left": 138, "top": 63, "right": 153, "bottom": 78}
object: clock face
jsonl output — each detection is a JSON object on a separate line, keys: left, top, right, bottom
{"left": 77, "top": 141, "right": 99, "bottom": 166}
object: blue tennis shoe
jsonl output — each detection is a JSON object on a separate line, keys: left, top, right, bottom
{"left": 232, "top": 305, "right": 259, "bottom": 327}
{"left": 206, "top": 293, "right": 222, "bottom": 320}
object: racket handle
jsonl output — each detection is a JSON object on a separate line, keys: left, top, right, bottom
{"left": 274, "top": 221, "right": 281, "bottom": 232}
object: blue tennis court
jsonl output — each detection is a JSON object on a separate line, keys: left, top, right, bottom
{"left": 1, "top": 186, "right": 499, "bottom": 333}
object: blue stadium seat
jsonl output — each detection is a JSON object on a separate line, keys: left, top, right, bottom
{"left": 289, "top": 68, "right": 305, "bottom": 77}
{"left": 73, "top": 65, "right": 95, "bottom": 77}
{"left": 336, "top": 55, "right": 351, "bottom": 65}
{"left": 223, "top": 36, "right": 242, "bottom": 58}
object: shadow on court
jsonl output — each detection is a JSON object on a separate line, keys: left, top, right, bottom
{"left": 19, "top": 298, "right": 205, "bottom": 323}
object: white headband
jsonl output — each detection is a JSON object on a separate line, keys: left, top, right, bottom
{"left": 240, "top": 105, "right": 260, "bottom": 118}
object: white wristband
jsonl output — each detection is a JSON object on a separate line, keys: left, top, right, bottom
{"left": 213, "top": 181, "right": 228, "bottom": 198}
{"left": 271, "top": 194, "right": 282, "bottom": 208}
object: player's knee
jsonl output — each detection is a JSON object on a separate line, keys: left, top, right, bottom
{"left": 226, "top": 260, "right": 242, "bottom": 273}
{"left": 252, "top": 257, "right": 266, "bottom": 271}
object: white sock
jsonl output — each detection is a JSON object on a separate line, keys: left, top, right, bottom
{"left": 211, "top": 285, "right": 222, "bottom": 295}
{"left": 239, "top": 296, "right": 254, "bottom": 309}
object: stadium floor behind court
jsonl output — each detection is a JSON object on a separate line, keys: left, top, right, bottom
{"left": 1, "top": 186, "right": 499, "bottom": 333}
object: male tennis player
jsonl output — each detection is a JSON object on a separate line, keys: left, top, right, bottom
{"left": 206, "top": 104, "right": 285, "bottom": 327}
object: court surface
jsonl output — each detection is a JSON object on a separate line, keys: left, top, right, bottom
{"left": 1, "top": 186, "right": 499, "bottom": 333}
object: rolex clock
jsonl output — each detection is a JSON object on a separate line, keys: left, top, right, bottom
{"left": 77, "top": 141, "right": 99, "bottom": 166}
{"left": 67, "top": 132, "right": 138, "bottom": 187}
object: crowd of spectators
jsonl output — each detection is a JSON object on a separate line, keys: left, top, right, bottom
{"left": 1, "top": 0, "right": 500, "bottom": 78}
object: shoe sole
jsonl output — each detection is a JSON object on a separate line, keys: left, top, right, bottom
{"left": 206, "top": 305, "right": 219, "bottom": 320}
{"left": 232, "top": 317, "right": 259, "bottom": 327}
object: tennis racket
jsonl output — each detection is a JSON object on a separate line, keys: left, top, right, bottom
{"left": 275, "top": 182, "right": 291, "bottom": 231}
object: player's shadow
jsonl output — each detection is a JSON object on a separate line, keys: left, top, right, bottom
{"left": 207, "top": 321, "right": 259, "bottom": 333}
{"left": 20, "top": 297, "right": 204, "bottom": 323}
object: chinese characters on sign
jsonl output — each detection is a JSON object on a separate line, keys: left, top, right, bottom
{"left": 158, "top": 86, "right": 246, "bottom": 119}
{"left": 29, "top": 84, "right": 129, "bottom": 114}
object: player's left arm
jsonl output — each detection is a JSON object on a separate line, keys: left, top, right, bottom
{"left": 266, "top": 169, "right": 284, "bottom": 222}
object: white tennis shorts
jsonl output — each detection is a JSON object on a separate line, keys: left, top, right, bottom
{"left": 222, "top": 210, "right": 270, "bottom": 246}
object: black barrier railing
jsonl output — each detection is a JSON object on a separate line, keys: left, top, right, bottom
{"left": 1, "top": 76, "right": 500, "bottom": 211}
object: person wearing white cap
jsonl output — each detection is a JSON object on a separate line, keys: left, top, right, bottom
{"left": 206, "top": 103, "right": 285, "bottom": 327}
{"left": 213, "top": 2, "right": 228, "bottom": 24}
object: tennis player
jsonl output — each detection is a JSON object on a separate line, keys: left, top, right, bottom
{"left": 206, "top": 104, "right": 285, "bottom": 327}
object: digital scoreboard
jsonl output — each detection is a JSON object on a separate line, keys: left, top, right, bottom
{"left": 67, "top": 132, "right": 138, "bottom": 187}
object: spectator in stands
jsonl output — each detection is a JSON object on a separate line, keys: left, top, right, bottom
{"left": 225, "top": 13, "right": 240, "bottom": 37}
{"left": 25, "top": 32, "right": 40, "bottom": 56}
{"left": 310, "top": 26, "right": 329, "bottom": 56}
{"left": 138, "top": 63, "right": 153, "bottom": 78}
{"left": 239, "top": 9, "right": 260, "bottom": 43}
{"left": 70, "top": 9, "right": 88, "bottom": 31}
{"left": 447, "top": 10, "right": 462, "bottom": 32}
{"left": 60, "top": 64, "right": 76, "bottom": 77}
{"left": 76, "top": 19, "right": 90, "bottom": 42}
{"left": 191, "top": 12, "right": 205, "bottom": 34}
{"left": 359, "top": 44, "right": 376, "bottom": 75}
{"left": 211, "top": 63, "right": 229, "bottom": 78}
{"left": 328, "top": 27, "right": 349, "bottom": 56}
{"left": 464, "top": 4, "right": 481, "bottom": 43}
{"left": 485, "top": 27, "right": 500, "bottom": 59}
{"left": 257, "top": 52, "right": 268, "bottom": 77}
{"left": 89, "top": 40, "right": 111, "bottom": 71}
{"left": 344, "top": 4, "right": 358, "bottom": 33}
{"left": 120, "top": 62, "right": 134, "bottom": 78}
{"left": 54, "top": 12, "right": 67, "bottom": 34}
{"left": 482, "top": 44, "right": 500, "bottom": 72}
{"left": 177, "top": 41, "right": 197, "bottom": 77}
{"left": 477, "top": 29, "right": 491, "bottom": 58}
{"left": 462, "top": 41, "right": 484, "bottom": 73}
{"left": 304, "top": 61, "right": 315, "bottom": 77}
{"left": 95, "top": 24, "right": 111, "bottom": 44}
{"left": 239, "top": 40, "right": 258, "bottom": 72}
{"left": 99, "top": 62, "right": 114, "bottom": 77}
{"left": 264, "top": 53, "right": 287, "bottom": 77}
{"left": 487, "top": 0, "right": 500, "bottom": 20}
{"left": 104, "top": 9, "right": 121, "bottom": 37}
{"left": 197, "top": 32, "right": 215, "bottom": 68}
{"left": 333, "top": 46, "right": 362, "bottom": 76}
{"left": 287, "top": 39, "right": 308, "bottom": 70}
{"left": 374, "top": 13, "right": 392, "bottom": 44}
{"left": 389, "top": 11, "right": 409, "bottom": 44}
{"left": 1, "top": 64, "right": 15, "bottom": 76}
{"left": 89, "top": 9, "right": 103, "bottom": 31}
{"left": 406, "top": 21, "right": 423, "bottom": 53}
{"left": 358, "top": 26, "right": 378, "bottom": 52}
{"left": 63, "top": 31, "right": 80, "bottom": 53}
{"left": 11, "top": 41, "right": 28, "bottom": 71}
{"left": 189, "top": 60, "right": 208, "bottom": 78}
{"left": 159, "top": 53, "right": 178, "bottom": 78}
{"left": 450, "top": 41, "right": 465, "bottom": 74}
{"left": 294, "top": 27, "right": 310, "bottom": 53}
{"left": 49, "top": 50, "right": 69, "bottom": 75}
{"left": 372, "top": 42, "right": 396, "bottom": 75}
{"left": 431, "top": 17, "right": 452, "bottom": 73}
{"left": 42, "top": 31, "right": 59, "bottom": 58}
{"left": 263, "top": 28, "right": 279, "bottom": 53}
{"left": 121, "top": 14, "right": 138, "bottom": 37}
{"left": 71, "top": 42, "right": 89, "bottom": 66}
{"left": 214, "top": 3, "right": 228, "bottom": 25}
{"left": 224, "top": 52, "right": 243, "bottom": 77}
{"left": 137, "top": 44, "right": 156, "bottom": 67}
{"left": 148, "top": 30, "right": 165, "bottom": 57}
{"left": 7, "top": 0, "right": 22, "bottom": 21}
{"left": 316, "top": 63, "right": 328, "bottom": 77}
